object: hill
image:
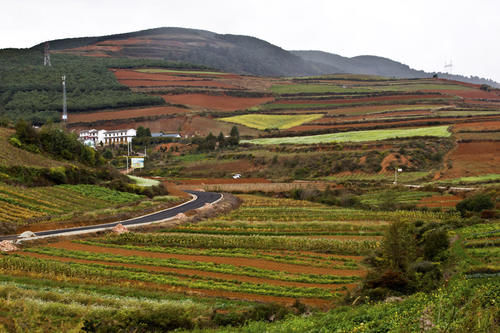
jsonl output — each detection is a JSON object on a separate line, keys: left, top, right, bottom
{"left": 35, "top": 27, "right": 499, "bottom": 87}
{"left": 293, "top": 50, "right": 500, "bottom": 87}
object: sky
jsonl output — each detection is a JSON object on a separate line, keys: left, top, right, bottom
{"left": 3, "top": 0, "right": 499, "bottom": 82}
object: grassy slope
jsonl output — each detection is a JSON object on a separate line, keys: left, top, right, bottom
{"left": 242, "top": 125, "right": 451, "bottom": 145}
{"left": 0, "top": 128, "right": 67, "bottom": 168}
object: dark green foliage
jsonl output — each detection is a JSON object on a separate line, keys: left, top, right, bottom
{"left": 456, "top": 193, "right": 494, "bottom": 216}
{"left": 212, "top": 303, "right": 292, "bottom": 327}
{"left": 217, "top": 132, "right": 226, "bottom": 149}
{"left": 13, "top": 121, "right": 104, "bottom": 167}
{"left": 82, "top": 305, "right": 194, "bottom": 332}
{"left": 228, "top": 126, "right": 240, "bottom": 146}
{"left": 423, "top": 230, "right": 450, "bottom": 260}
{"left": 0, "top": 49, "right": 207, "bottom": 124}
{"left": 0, "top": 165, "right": 117, "bottom": 187}
{"left": 382, "top": 221, "right": 416, "bottom": 272}
{"left": 136, "top": 126, "right": 152, "bottom": 138}
{"left": 195, "top": 132, "right": 217, "bottom": 151}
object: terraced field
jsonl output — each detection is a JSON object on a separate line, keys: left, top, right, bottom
{"left": 0, "top": 183, "right": 143, "bottom": 226}
{"left": 242, "top": 125, "right": 451, "bottom": 145}
{"left": 4, "top": 194, "right": 445, "bottom": 309}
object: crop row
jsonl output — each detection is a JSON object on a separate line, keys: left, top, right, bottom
{"left": 102, "top": 233, "right": 379, "bottom": 255}
{"left": 238, "top": 195, "right": 326, "bottom": 208}
{"left": 0, "top": 255, "right": 340, "bottom": 299}
{"left": 176, "top": 220, "right": 387, "bottom": 233}
{"left": 220, "top": 207, "right": 455, "bottom": 223}
{"left": 26, "top": 247, "right": 360, "bottom": 284}
{"left": 0, "top": 183, "right": 145, "bottom": 225}
{"left": 79, "top": 240, "right": 359, "bottom": 268}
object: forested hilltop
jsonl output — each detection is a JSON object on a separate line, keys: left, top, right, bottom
{"left": 33, "top": 26, "right": 499, "bottom": 87}
{"left": 0, "top": 48, "right": 208, "bottom": 124}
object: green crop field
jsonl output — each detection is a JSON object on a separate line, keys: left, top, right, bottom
{"left": 242, "top": 125, "right": 451, "bottom": 145}
{"left": 0, "top": 183, "right": 143, "bottom": 225}
{"left": 270, "top": 82, "right": 472, "bottom": 95}
{"left": 220, "top": 114, "right": 324, "bottom": 130}
{"left": 128, "top": 175, "right": 161, "bottom": 187}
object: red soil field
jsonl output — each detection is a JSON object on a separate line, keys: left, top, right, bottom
{"left": 118, "top": 79, "right": 237, "bottom": 89}
{"left": 287, "top": 115, "right": 500, "bottom": 132}
{"left": 276, "top": 94, "right": 444, "bottom": 105}
{"left": 68, "top": 106, "right": 188, "bottom": 124}
{"left": 47, "top": 241, "right": 365, "bottom": 277}
{"left": 453, "top": 120, "right": 500, "bottom": 132}
{"left": 161, "top": 93, "right": 274, "bottom": 111}
{"left": 440, "top": 141, "right": 500, "bottom": 179}
{"left": 15, "top": 251, "right": 337, "bottom": 308}
{"left": 417, "top": 195, "right": 462, "bottom": 208}
{"left": 309, "top": 110, "right": 433, "bottom": 124}
{"left": 113, "top": 69, "right": 239, "bottom": 89}
{"left": 380, "top": 153, "right": 411, "bottom": 173}
{"left": 424, "top": 89, "right": 500, "bottom": 100}
{"left": 322, "top": 104, "right": 444, "bottom": 116}
{"left": 71, "top": 115, "right": 260, "bottom": 137}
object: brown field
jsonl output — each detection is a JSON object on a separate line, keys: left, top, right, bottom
{"left": 161, "top": 93, "right": 274, "bottom": 111}
{"left": 113, "top": 69, "right": 239, "bottom": 89}
{"left": 440, "top": 141, "right": 500, "bottom": 179}
{"left": 71, "top": 115, "right": 260, "bottom": 137}
{"left": 453, "top": 120, "right": 500, "bottom": 132}
{"left": 309, "top": 110, "right": 434, "bottom": 124}
{"left": 417, "top": 194, "right": 463, "bottom": 208}
{"left": 181, "top": 182, "right": 333, "bottom": 193}
{"left": 15, "top": 240, "right": 365, "bottom": 308}
{"left": 173, "top": 178, "right": 271, "bottom": 185}
{"left": 68, "top": 106, "right": 189, "bottom": 124}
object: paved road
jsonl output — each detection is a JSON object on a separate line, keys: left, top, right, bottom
{"left": 3, "top": 190, "right": 222, "bottom": 241}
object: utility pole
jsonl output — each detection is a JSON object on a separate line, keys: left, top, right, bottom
{"left": 61, "top": 75, "right": 67, "bottom": 124}
{"left": 393, "top": 167, "right": 402, "bottom": 185}
{"left": 126, "top": 141, "right": 130, "bottom": 174}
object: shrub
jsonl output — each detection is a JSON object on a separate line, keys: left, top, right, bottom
{"left": 8, "top": 136, "right": 22, "bottom": 148}
{"left": 456, "top": 193, "right": 494, "bottom": 216}
{"left": 423, "top": 230, "right": 450, "bottom": 260}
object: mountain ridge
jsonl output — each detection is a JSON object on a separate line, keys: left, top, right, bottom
{"left": 32, "top": 27, "right": 499, "bottom": 87}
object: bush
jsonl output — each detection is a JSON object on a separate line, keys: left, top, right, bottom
{"left": 423, "top": 230, "right": 450, "bottom": 260}
{"left": 456, "top": 193, "right": 494, "bottom": 216}
{"left": 8, "top": 136, "right": 22, "bottom": 148}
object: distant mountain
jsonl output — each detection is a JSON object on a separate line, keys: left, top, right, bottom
{"left": 293, "top": 50, "right": 500, "bottom": 87}
{"left": 33, "top": 27, "right": 499, "bottom": 87}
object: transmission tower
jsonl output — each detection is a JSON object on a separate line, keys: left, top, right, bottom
{"left": 62, "top": 75, "right": 67, "bottom": 123}
{"left": 444, "top": 60, "right": 453, "bottom": 74}
{"left": 44, "top": 42, "right": 51, "bottom": 66}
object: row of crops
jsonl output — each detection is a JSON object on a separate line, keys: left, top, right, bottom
{"left": 0, "top": 183, "right": 143, "bottom": 224}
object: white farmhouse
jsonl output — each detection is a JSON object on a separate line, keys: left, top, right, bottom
{"left": 79, "top": 129, "right": 136, "bottom": 146}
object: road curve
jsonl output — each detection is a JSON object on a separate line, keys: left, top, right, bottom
{"left": 6, "top": 190, "right": 222, "bottom": 241}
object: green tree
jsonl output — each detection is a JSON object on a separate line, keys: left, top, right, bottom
{"left": 228, "top": 125, "right": 239, "bottom": 146}
{"left": 382, "top": 221, "right": 416, "bottom": 272}
{"left": 217, "top": 131, "right": 225, "bottom": 149}
{"left": 456, "top": 193, "right": 494, "bottom": 216}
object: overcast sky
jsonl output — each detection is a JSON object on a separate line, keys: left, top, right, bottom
{"left": 3, "top": 0, "right": 499, "bottom": 81}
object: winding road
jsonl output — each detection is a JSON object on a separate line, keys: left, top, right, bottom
{"left": 4, "top": 190, "right": 222, "bottom": 242}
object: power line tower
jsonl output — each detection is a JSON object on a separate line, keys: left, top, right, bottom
{"left": 44, "top": 42, "right": 51, "bottom": 66}
{"left": 61, "top": 75, "right": 67, "bottom": 123}
{"left": 444, "top": 60, "right": 453, "bottom": 74}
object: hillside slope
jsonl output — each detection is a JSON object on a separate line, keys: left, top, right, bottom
{"left": 293, "top": 50, "right": 500, "bottom": 87}
{"left": 34, "top": 27, "right": 499, "bottom": 87}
